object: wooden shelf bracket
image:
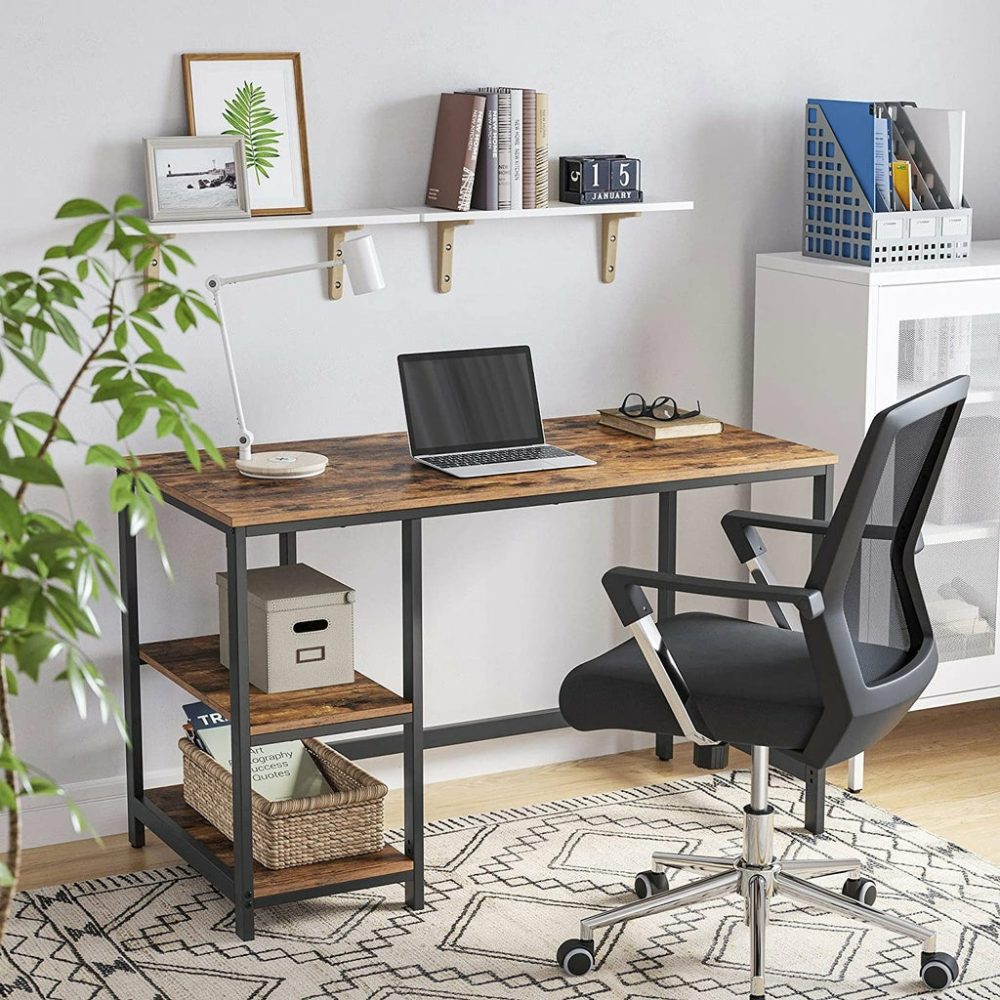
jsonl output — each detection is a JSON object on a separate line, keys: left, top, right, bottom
{"left": 143, "top": 236, "right": 172, "bottom": 292}
{"left": 327, "top": 225, "right": 363, "bottom": 300}
{"left": 600, "top": 212, "right": 641, "bottom": 283}
{"left": 436, "top": 219, "right": 475, "bottom": 293}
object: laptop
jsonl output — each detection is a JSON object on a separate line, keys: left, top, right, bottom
{"left": 398, "top": 346, "right": 596, "bottom": 478}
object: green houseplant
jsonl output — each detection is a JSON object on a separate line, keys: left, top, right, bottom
{"left": 0, "top": 195, "right": 221, "bottom": 938}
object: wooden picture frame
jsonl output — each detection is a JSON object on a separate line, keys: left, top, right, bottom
{"left": 182, "top": 52, "right": 312, "bottom": 217}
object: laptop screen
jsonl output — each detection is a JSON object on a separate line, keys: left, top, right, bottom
{"left": 398, "top": 346, "right": 544, "bottom": 456}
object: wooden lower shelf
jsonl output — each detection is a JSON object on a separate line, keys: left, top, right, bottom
{"left": 139, "top": 634, "right": 412, "bottom": 738}
{"left": 146, "top": 785, "right": 412, "bottom": 899}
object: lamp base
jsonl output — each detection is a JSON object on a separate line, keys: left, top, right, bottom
{"left": 235, "top": 451, "right": 329, "bottom": 479}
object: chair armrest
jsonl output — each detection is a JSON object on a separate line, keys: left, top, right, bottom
{"left": 721, "top": 509, "right": 920, "bottom": 564}
{"left": 601, "top": 566, "right": 825, "bottom": 627}
{"left": 722, "top": 510, "right": 831, "bottom": 563}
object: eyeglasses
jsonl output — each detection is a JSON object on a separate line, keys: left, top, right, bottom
{"left": 619, "top": 393, "right": 702, "bottom": 422}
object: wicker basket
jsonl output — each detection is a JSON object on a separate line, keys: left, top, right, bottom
{"left": 179, "top": 737, "right": 388, "bottom": 869}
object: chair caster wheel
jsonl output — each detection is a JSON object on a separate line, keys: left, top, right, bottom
{"left": 842, "top": 876, "right": 877, "bottom": 906}
{"left": 634, "top": 869, "right": 670, "bottom": 899}
{"left": 920, "top": 951, "right": 959, "bottom": 989}
{"left": 557, "top": 938, "right": 594, "bottom": 976}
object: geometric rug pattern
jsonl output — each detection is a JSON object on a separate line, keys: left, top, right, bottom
{"left": 3, "top": 770, "right": 1000, "bottom": 998}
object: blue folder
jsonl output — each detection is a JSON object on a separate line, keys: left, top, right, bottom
{"left": 810, "top": 98, "right": 881, "bottom": 211}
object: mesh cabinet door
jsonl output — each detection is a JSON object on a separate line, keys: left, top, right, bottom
{"left": 896, "top": 313, "right": 1000, "bottom": 665}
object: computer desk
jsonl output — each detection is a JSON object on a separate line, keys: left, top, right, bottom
{"left": 125, "top": 415, "right": 837, "bottom": 940}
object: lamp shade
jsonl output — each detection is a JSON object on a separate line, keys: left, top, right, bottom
{"left": 342, "top": 234, "right": 385, "bottom": 295}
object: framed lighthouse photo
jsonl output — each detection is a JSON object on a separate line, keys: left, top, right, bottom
{"left": 144, "top": 135, "right": 250, "bottom": 223}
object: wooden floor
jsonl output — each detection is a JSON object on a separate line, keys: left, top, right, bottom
{"left": 16, "top": 698, "right": 1000, "bottom": 892}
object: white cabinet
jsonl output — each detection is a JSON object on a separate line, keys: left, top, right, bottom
{"left": 752, "top": 242, "right": 1000, "bottom": 709}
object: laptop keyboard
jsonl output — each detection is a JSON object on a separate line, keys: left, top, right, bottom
{"left": 424, "top": 445, "right": 573, "bottom": 469}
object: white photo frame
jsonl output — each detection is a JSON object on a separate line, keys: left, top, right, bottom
{"left": 183, "top": 53, "right": 313, "bottom": 217}
{"left": 144, "top": 136, "right": 250, "bottom": 223}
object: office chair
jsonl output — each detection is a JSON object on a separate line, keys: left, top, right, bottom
{"left": 556, "top": 376, "right": 969, "bottom": 998}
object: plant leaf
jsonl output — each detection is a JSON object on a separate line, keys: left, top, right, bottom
{"left": 8, "top": 347, "right": 52, "bottom": 386}
{"left": 14, "top": 633, "right": 61, "bottom": 680}
{"left": 0, "top": 489, "right": 24, "bottom": 539}
{"left": 191, "top": 423, "right": 224, "bottom": 467}
{"left": 19, "top": 410, "right": 73, "bottom": 443}
{"left": 116, "top": 407, "right": 145, "bottom": 439}
{"left": 70, "top": 219, "right": 109, "bottom": 256}
{"left": 56, "top": 198, "right": 108, "bottom": 218}
{"left": 135, "top": 351, "right": 183, "bottom": 371}
{"left": 8, "top": 455, "right": 62, "bottom": 487}
{"left": 222, "top": 80, "right": 283, "bottom": 185}
{"left": 86, "top": 444, "right": 129, "bottom": 469}
{"left": 163, "top": 243, "right": 194, "bottom": 266}
{"left": 114, "top": 194, "right": 143, "bottom": 213}
{"left": 137, "top": 284, "right": 176, "bottom": 312}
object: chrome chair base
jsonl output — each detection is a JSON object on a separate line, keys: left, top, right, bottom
{"left": 556, "top": 749, "right": 958, "bottom": 996}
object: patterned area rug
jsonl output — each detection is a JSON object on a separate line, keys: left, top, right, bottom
{"left": 3, "top": 771, "right": 1000, "bottom": 999}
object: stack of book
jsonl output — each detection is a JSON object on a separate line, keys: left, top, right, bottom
{"left": 425, "top": 88, "right": 549, "bottom": 212}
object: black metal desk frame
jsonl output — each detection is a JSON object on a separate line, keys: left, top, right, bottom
{"left": 119, "top": 461, "right": 835, "bottom": 941}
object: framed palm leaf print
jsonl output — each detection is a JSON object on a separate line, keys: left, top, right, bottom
{"left": 183, "top": 53, "right": 312, "bottom": 217}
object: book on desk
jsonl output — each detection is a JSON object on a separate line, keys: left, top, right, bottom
{"left": 597, "top": 408, "right": 723, "bottom": 441}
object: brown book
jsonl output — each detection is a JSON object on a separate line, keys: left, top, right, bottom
{"left": 597, "top": 408, "right": 723, "bottom": 441}
{"left": 426, "top": 93, "right": 486, "bottom": 212}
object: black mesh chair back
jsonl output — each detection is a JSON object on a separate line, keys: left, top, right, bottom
{"left": 800, "top": 375, "right": 968, "bottom": 766}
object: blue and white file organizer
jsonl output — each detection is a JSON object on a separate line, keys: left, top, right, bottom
{"left": 803, "top": 99, "right": 972, "bottom": 267}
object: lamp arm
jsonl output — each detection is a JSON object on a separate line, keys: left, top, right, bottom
{"left": 207, "top": 276, "right": 256, "bottom": 462}
{"left": 209, "top": 258, "right": 345, "bottom": 288}
{"left": 204, "top": 254, "right": 356, "bottom": 464}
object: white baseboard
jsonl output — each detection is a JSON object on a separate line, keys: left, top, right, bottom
{"left": 16, "top": 682, "right": 997, "bottom": 854}
{"left": 1, "top": 767, "right": 180, "bottom": 853}
{"left": 914, "top": 684, "right": 1000, "bottom": 710}
{"left": 6, "top": 728, "right": 654, "bottom": 852}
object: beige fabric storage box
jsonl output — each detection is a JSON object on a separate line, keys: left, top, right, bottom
{"left": 217, "top": 563, "right": 355, "bottom": 692}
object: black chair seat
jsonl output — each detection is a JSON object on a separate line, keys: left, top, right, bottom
{"left": 559, "top": 612, "right": 904, "bottom": 750}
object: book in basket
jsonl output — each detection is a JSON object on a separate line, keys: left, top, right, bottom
{"left": 183, "top": 701, "right": 327, "bottom": 802}
{"left": 597, "top": 408, "right": 723, "bottom": 441}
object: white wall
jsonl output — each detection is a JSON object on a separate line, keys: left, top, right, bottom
{"left": 3, "top": 0, "right": 1000, "bottom": 847}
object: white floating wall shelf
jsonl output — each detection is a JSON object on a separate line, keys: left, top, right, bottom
{"left": 146, "top": 199, "right": 693, "bottom": 298}
{"left": 403, "top": 199, "right": 694, "bottom": 292}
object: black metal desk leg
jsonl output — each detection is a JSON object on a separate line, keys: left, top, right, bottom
{"left": 813, "top": 466, "right": 835, "bottom": 561}
{"left": 655, "top": 491, "right": 678, "bottom": 762}
{"left": 278, "top": 531, "right": 297, "bottom": 565}
{"left": 227, "top": 527, "right": 255, "bottom": 940}
{"left": 805, "top": 464, "right": 835, "bottom": 836}
{"left": 402, "top": 519, "right": 425, "bottom": 909}
{"left": 118, "top": 511, "right": 144, "bottom": 848}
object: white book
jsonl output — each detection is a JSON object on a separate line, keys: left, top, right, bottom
{"left": 927, "top": 597, "right": 982, "bottom": 626}
{"left": 195, "top": 722, "right": 328, "bottom": 802}
{"left": 906, "top": 108, "right": 966, "bottom": 209}
{"left": 874, "top": 117, "right": 892, "bottom": 212}
{"left": 509, "top": 88, "right": 523, "bottom": 210}
{"left": 474, "top": 88, "right": 511, "bottom": 209}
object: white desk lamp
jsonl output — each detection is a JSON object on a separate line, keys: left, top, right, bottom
{"left": 206, "top": 234, "right": 385, "bottom": 480}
